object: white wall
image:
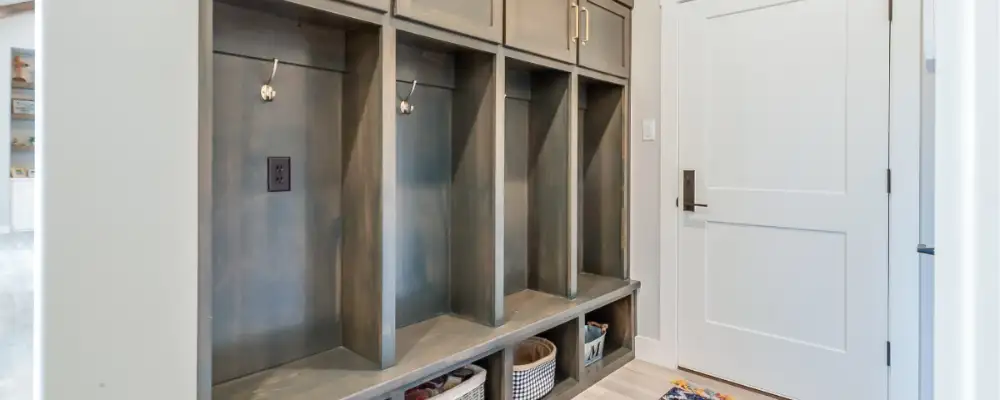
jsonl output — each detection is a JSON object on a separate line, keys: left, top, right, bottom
{"left": 629, "top": 0, "right": 667, "bottom": 362}
{"left": 38, "top": 0, "right": 200, "bottom": 399}
{"left": 0, "top": 11, "right": 34, "bottom": 232}
{"left": 933, "top": 0, "right": 1000, "bottom": 397}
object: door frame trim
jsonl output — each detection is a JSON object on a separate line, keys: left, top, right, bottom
{"left": 649, "top": 1, "right": 922, "bottom": 399}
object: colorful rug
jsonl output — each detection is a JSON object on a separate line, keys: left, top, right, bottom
{"left": 661, "top": 379, "right": 734, "bottom": 400}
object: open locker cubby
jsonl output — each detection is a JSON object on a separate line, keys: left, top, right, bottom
{"left": 583, "top": 293, "right": 634, "bottom": 376}
{"left": 204, "top": 1, "right": 639, "bottom": 398}
{"left": 210, "top": 1, "right": 391, "bottom": 390}
{"left": 504, "top": 60, "right": 573, "bottom": 302}
{"left": 535, "top": 317, "right": 584, "bottom": 398}
{"left": 577, "top": 77, "right": 627, "bottom": 282}
{"left": 395, "top": 34, "right": 502, "bottom": 329}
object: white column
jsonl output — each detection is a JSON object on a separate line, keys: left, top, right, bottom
{"left": 37, "top": 1, "right": 201, "bottom": 399}
{"left": 934, "top": 0, "right": 1000, "bottom": 397}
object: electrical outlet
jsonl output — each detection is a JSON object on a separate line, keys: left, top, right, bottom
{"left": 267, "top": 157, "right": 291, "bottom": 192}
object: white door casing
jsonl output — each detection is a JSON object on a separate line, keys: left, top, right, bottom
{"left": 676, "top": 0, "right": 890, "bottom": 398}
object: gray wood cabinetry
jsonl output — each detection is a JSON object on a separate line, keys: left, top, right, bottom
{"left": 504, "top": 0, "right": 579, "bottom": 64}
{"left": 578, "top": 0, "right": 631, "bottom": 77}
{"left": 343, "top": 0, "right": 390, "bottom": 11}
{"left": 204, "top": 0, "right": 635, "bottom": 398}
{"left": 394, "top": 0, "right": 503, "bottom": 42}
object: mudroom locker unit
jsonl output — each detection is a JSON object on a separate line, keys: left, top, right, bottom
{"left": 201, "top": 0, "right": 637, "bottom": 398}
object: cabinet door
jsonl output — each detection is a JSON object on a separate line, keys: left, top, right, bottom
{"left": 395, "top": 0, "right": 502, "bottom": 42}
{"left": 578, "top": 0, "right": 631, "bottom": 77}
{"left": 505, "top": 0, "right": 578, "bottom": 64}
{"left": 342, "top": 0, "right": 390, "bottom": 12}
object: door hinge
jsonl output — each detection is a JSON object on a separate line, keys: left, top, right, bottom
{"left": 676, "top": 197, "right": 679, "bottom": 208}
{"left": 886, "top": 169, "right": 892, "bottom": 194}
{"left": 886, "top": 341, "right": 891, "bottom": 366}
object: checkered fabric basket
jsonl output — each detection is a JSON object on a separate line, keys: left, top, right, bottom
{"left": 512, "top": 337, "right": 557, "bottom": 400}
{"left": 434, "top": 364, "right": 487, "bottom": 400}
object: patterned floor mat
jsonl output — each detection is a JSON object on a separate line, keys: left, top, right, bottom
{"left": 661, "top": 379, "right": 734, "bottom": 400}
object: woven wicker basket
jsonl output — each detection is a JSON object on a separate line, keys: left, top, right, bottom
{"left": 432, "top": 364, "right": 487, "bottom": 400}
{"left": 512, "top": 337, "right": 558, "bottom": 400}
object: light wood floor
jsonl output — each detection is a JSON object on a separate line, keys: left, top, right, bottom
{"left": 574, "top": 360, "right": 777, "bottom": 400}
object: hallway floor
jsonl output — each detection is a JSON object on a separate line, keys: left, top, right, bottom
{"left": 575, "top": 360, "right": 777, "bottom": 400}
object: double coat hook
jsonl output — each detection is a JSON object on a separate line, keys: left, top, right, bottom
{"left": 399, "top": 80, "right": 418, "bottom": 115}
{"left": 261, "top": 59, "right": 279, "bottom": 102}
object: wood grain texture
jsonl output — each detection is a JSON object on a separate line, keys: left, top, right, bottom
{"left": 504, "top": 0, "right": 577, "bottom": 64}
{"left": 580, "top": 82, "right": 625, "bottom": 279}
{"left": 213, "top": 274, "right": 638, "bottom": 400}
{"left": 450, "top": 51, "right": 501, "bottom": 327}
{"left": 214, "top": 3, "right": 347, "bottom": 72}
{"left": 483, "top": 349, "right": 514, "bottom": 400}
{"left": 218, "top": 0, "right": 386, "bottom": 26}
{"left": 378, "top": 24, "right": 401, "bottom": 367}
{"left": 211, "top": 53, "right": 344, "bottom": 384}
{"left": 341, "top": 28, "right": 392, "bottom": 368}
{"left": 538, "top": 316, "right": 583, "bottom": 384}
{"left": 198, "top": 0, "right": 214, "bottom": 396}
{"left": 394, "top": 0, "right": 503, "bottom": 43}
{"left": 505, "top": 69, "right": 572, "bottom": 299}
{"left": 505, "top": 95, "right": 530, "bottom": 296}
{"left": 578, "top": 0, "right": 631, "bottom": 78}
{"left": 583, "top": 290, "right": 632, "bottom": 354}
{"left": 527, "top": 71, "right": 572, "bottom": 297}
{"left": 573, "top": 361, "right": 779, "bottom": 400}
{"left": 394, "top": 68, "right": 453, "bottom": 328}
{"left": 396, "top": 43, "right": 456, "bottom": 89}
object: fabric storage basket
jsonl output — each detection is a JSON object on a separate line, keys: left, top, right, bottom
{"left": 584, "top": 322, "right": 608, "bottom": 366}
{"left": 426, "top": 364, "right": 487, "bottom": 400}
{"left": 512, "top": 337, "right": 558, "bottom": 400}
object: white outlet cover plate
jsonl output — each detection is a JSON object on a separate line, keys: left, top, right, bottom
{"left": 642, "top": 119, "right": 656, "bottom": 141}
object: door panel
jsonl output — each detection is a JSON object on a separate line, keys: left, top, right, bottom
{"left": 395, "top": 0, "right": 502, "bottom": 42}
{"left": 578, "top": 0, "right": 630, "bottom": 77}
{"left": 505, "top": 0, "right": 578, "bottom": 63}
{"left": 677, "top": 0, "right": 889, "bottom": 398}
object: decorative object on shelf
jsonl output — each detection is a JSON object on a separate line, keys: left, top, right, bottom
{"left": 662, "top": 380, "right": 733, "bottom": 400}
{"left": 398, "top": 79, "right": 417, "bottom": 115}
{"left": 10, "top": 167, "right": 26, "bottom": 178}
{"left": 27, "top": 169, "right": 35, "bottom": 178}
{"left": 10, "top": 138, "right": 32, "bottom": 151}
{"left": 11, "top": 99, "right": 34, "bottom": 117}
{"left": 512, "top": 337, "right": 557, "bottom": 400}
{"left": 584, "top": 321, "right": 608, "bottom": 366}
{"left": 11, "top": 54, "right": 33, "bottom": 85}
{"left": 260, "top": 58, "right": 278, "bottom": 102}
{"left": 404, "top": 364, "right": 486, "bottom": 400}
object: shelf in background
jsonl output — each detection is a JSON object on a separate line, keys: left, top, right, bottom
{"left": 11, "top": 81, "right": 33, "bottom": 90}
{"left": 11, "top": 144, "right": 33, "bottom": 152}
{"left": 212, "top": 274, "right": 639, "bottom": 400}
{"left": 11, "top": 114, "right": 33, "bottom": 121}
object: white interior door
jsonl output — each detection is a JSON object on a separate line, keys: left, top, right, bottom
{"left": 676, "top": 0, "right": 890, "bottom": 398}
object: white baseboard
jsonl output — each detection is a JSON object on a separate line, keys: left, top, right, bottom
{"left": 636, "top": 335, "right": 674, "bottom": 368}
{"left": 0, "top": 225, "right": 12, "bottom": 234}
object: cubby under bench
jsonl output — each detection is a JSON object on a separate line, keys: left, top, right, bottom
{"left": 213, "top": 274, "right": 638, "bottom": 400}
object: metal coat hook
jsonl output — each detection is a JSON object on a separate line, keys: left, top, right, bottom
{"left": 261, "top": 59, "right": 279, "bottom": 102}
{"left": 398, "top": 80, "right": 417, "bottom": 115}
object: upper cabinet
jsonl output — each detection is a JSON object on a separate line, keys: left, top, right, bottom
{"left": 504, "top": 0, "right": 579, "bottom": 64}
{"left": 343, "top": 0, "right": 390, "bottom": 11}
{"left": 394, "top": 0, "right": 503, "bottom": 42}
{"left": 578, "top": 0, "right": 631, "bottom": 77}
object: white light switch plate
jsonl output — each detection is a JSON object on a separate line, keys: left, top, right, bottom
{"left": 642, "top": 119, "right": 656, "bottom": 141}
